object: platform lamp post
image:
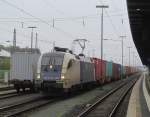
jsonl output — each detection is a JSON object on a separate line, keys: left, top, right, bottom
{"left": 96, "top": 5, "right": 109, "bottom": 83}
{"left": 135, "top": 56, "right": 138, "bottom": 67}
{"left": 96, "top": 5, "right": 109, "bottom": 60}
{"left": 127, "top": 47, "right": 132, "bottom": 66}
{"left": 120, "top": 36, "right": 126, "bottom": 79}
{"left": 35, "top": 32, "right": 38, "bottom": 49}
{"left": 28, "top": 26, "right": 37, "bottom": 52}
{"left": 132, "top": 52, "right": 135, "bottom": 67}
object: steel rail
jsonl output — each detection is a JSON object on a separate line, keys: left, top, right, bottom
{"left": 4, "top": 99, "right": 56, "bottom": 117}
{"left": 0, "top": 92, "right": 18, "bottom": 100}
{"left": 108, "top": 80, "right": 136, "bottom": 117}
{"left": 0, "top": 96, "right": 44, "bottom": 112}
{"left": 0, "top": 91, "right": 34, "bottom": 100}
{"left": 0, "top": 86, "right": 13, "bottom": 91}
{"left": 77, "top": 78, "right": 137, "bottom": 117}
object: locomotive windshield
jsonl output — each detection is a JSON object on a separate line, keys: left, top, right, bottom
{"left": 41, "top": 53, "right": 64, "bottom": 80}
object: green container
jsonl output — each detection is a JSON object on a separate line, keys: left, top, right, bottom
{"left": 0, "top": 58, "right": 10, "bottom": 70}
{"left": 0, "top": 57, "right": 10, "bottom": 79}
{"left": 106, "top": 61, "right": 113, "bottom": 79}
{"left": 121, "top": 66, "right": 126, "bottom": 79}
{"left": 0, "top": 70, "right": 10, "bottom": 79}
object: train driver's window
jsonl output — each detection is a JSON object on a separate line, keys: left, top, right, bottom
{"left": 67, "top": 60, "right": 73, "bottom": 69}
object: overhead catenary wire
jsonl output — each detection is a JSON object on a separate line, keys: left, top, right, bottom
{"left": 105, "top": 11, "right": 120, "bottom": 38}
{"left": 110, "top": 0, "right": 127, "bottom": 34}
{"left": 108, "top": 0, "right": 134, "bottom": 56}
{"left": 98, "top": 0, "right": 121, "bottom": 39}
{"left": 41, "top": 0, "right": 127, "bottom": 37}
{"left": 0, "top": 12, "right": 128, "bottom": 23}
{"left": 42, "top": 0, "right": 89, "bottom": 28}
{"left": 42, "top": 0, "right": 66, "bottom": 15}
{"left": 0, "top": 0, "right": 128, "bottom": 39}
{"left": 0, "top": 25, "right": 69, "bottom": 48}
{"left": 0, "top": 14, "right": 81, "bottom": 44}
{"left": 0, "top": 0, "right": 75, "bottom": 39}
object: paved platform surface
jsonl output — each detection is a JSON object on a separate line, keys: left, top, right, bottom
{"left": 126, "top": 73, "right": 150, "bottom": 117}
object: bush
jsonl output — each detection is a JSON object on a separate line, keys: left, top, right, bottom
{"left": 0, "top": 58, "right": 10, "bottom": 70}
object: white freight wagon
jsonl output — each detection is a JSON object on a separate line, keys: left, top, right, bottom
{"left": 10, "top": 52, "right": 40, "bottom": 92}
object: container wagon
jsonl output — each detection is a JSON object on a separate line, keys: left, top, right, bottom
{"left": 10, "top": 52, "right": 40, "bottom": 92}
{"left": 35, "top": 47, "right": 139, "bottom": 95}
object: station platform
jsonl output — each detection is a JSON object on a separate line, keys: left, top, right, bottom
{"left": 126, "top": 73, "right": 150, "bottom": 117}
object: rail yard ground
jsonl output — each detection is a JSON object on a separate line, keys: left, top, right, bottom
{"left": 12, "top": 73, "right": 140, "bottom": 117}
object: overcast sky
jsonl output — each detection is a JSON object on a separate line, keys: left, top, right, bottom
{"left": 0, "top": 0, "right": 142, "bottom": 66}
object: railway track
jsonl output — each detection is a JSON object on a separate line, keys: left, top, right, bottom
{"left": 77, "top": 78, "right": 138, "bottom": 117}
{"left": 0, "top": 92, "right": 18, "bottom": 100}
{"left": 0, "top": 90, "right": 34, "bottom": 100}
{"left": 0, "top": 86, "right": 13, "bottom": 92}
{"left": 0, "top": 96, "right": 56, "bottom": 117}
{"left": 0, "top": 75, "right": 140, "bottom": 117}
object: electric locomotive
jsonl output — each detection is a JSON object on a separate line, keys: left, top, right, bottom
{"left": 35, "top": 47, "right": 95, "bottom": 94}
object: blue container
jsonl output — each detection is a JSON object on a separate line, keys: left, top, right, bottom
{"left": 118, "top": 64, "right": 121, "bottom": 79}
{"left": 80, "top": 61, "right": 95, "bottom": 83}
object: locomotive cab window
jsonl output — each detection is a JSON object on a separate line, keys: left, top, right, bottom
{"left": 67, "top": 59, "right": 74, "bottom": 69}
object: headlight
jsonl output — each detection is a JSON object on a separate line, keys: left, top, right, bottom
{"left": 37, "top": 74, "right": 41, "bottom": 79}
{"left": 61, "top": 75, "right": 65, "bottom": 80}
{"left": 50, "top": 65, "right": 53, "bottom": 69}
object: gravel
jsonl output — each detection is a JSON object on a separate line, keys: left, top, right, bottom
{"left": 0, "top": 93, "right": 43, "bottom": 108}
{"left": 19, "top": 78, "right": 133, "bottom": 117}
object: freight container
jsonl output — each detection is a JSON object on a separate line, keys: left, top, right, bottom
{"left": 122, "top": 66, "right": 126, "bottom": 78}
{"left": 10, "top": 52, "right": 41, "bottom": 92}
{"left": 131, "top": 67, "right": 136, "bottom": 74}
{"left": 115, "top": 64, "right": 119, "bottom": 80}
{"left": 118, "top": 64, "right": 121, "bottom": 80}
{"left": 130, "top": 67, "right": 133, "bottom": 74}
{"left": 80, "top": 61, "right": 95, "bottom": 84}
{"left": 112, "top": 63, "right": 120, "bottom": 80}
{"left": 112, "top": 63, "right": 116, "bottom": 80}
{"left": 129, "top": 66, "right": 131, "bottom": 75}
{"left": 102, "top": 60, "right": 106, "bottom": 83}
{"left": 125, "top": 66, "right": 131, "bottom": 76}
{"left": 92, "top": 58, "right": 106, "bottom": 84}
{"left": 92, "top": 58, "right": 100, "bottom": 82}
{"left": 125, "top": 66, "right": 129, "bottom": 76}
{"left": 124, "top": 66, "right": 127, "bottom": 76}
{"left": 127, "top": 66, "right": 130, "bottom": 75}
{"left": 106, "top": 61, "right": 113, "bottom": 82}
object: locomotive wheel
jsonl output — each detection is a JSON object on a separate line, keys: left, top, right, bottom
{"left": 16, "top": 87, "right": 20, "bottom": 93}
{"left": 22, "top": 87, "right": 25, "bottom": 92}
